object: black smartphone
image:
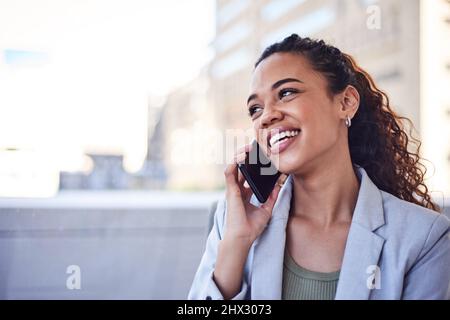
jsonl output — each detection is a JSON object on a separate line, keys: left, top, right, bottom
{"left": 237, "top": 139, "right": 281, "bottom": 203}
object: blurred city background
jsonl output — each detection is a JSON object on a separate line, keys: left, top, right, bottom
{"left": 0, "top": 0, "right": 449, "bottom": 299}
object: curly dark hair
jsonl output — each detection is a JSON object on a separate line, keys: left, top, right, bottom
{"left": 255, "top": 34, "right": 439, "bottom": 212}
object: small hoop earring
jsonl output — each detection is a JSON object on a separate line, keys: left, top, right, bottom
{"left": 345, "top": 116, "right": 352, "bottom": 128}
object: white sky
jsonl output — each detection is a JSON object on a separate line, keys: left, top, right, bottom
{"left": 0, "top": 0, "right": 215, "bottom": 172}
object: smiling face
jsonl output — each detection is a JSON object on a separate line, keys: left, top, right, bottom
{"left": 247, "top": 52, "right": 354, "bottom": 175}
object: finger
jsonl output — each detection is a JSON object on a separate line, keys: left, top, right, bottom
{"left": 236, "top": 143, "right": 253, "bottom": 155}
{"left": 235, "top": 152, "right": 247, "bottom": 164}
{"left": 224, "top": 163, "right": 241, "bottom": 196}
{"left": 236, "top": 164, "right": 253, "bottom": 198}
{"left": 237, "top": 165, "right": 246, "bottom": 185}
{"left": 235, "top": 162, "right": 255, "bottom": 203}
{"left": 261, "top": 183, "right": 281, "bottom": 212}
{"left": 234, "top": 142, "right": 255, "bottom": 168}
{"left": 240, "top": 179, "right": 253, "bottom": 200}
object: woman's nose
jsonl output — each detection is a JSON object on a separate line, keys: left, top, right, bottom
{"left": 260, "top": 106, "right": 283, "bottom": 128}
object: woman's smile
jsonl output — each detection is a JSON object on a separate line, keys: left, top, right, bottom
{"left": 269, "top": 129, "right": 300, "bottom": 155}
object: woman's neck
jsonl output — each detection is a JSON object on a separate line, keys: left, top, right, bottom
{"left": 290, "top": 157, "right": 360, "bottom": 228}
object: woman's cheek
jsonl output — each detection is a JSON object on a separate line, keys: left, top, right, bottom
{"left": 254, "top": 126, "right": 265, "bottom": 145}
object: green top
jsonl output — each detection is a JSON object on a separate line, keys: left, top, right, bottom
{"left": 282, "top": 249, "right": 340, "bottom": 300}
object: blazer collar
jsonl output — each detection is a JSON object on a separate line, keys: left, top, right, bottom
{"left": 249, "top": 173, "right": 293, "bottom": 299}
{"left": 335, "top": 165, "right": 386, "bottom": 299}
{"left": 249, "top": 166, "right": 386, "bottom": 299}
{"left": 351, "top": 165, "right": 385, "bottom": 231}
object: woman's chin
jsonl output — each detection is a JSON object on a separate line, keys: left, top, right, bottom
{"left": 273, "top": 157, "right": 304, "bottom": 175}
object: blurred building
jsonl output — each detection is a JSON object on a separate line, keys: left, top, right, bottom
{"left": 149, "top": 0, "right": 449, "bottom": 195}
{"left": 131, "top": 103, "right": 168, "bottom": 189}
{"left": 420, "top": 0, "right": 450, "bottom": 200}
{"left": 60, "top": 153, "right": 131, "bottom": 190}
{"left": 60, "top": 101, "right": 169, "bottom": 191}
{"left": 208, "top": 0, "right": 450, "bottom": 196}
{"left": 160, "top": 66, "right": 224, "bottom": 190}
{"left": 211, "top": 0, "right": 420, "bottom": 144}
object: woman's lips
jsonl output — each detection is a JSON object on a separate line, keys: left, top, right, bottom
{"left": 269, "top": 134, "right": 299, "bottom": 155}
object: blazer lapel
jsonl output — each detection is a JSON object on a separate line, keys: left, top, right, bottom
{"left": 334, "top": 223, "right": 385, "bottom": 299}
{"left": 335, "top": 166, "right": 386, "bottom": 299}
{"left": 250, "top": 174, "right": 293, "bottom": 299}
{"left": 248, "top": 166, "right": 386, "bottom": 300}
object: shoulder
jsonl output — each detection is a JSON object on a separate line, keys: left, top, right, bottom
{"left": 378, "top": 191, "right": 450, "bottom": 267}
{"left": 380, "top": 191, "right": 449, "bottom": 234}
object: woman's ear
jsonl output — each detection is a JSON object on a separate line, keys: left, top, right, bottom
{"left": 339, "top": 85, "right": 360, "bottom": 118}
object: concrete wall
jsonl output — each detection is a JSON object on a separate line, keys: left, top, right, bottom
{"left": 0, "top": 192, "right": 448, "bottom": 299}
{"left": 0, "top": 191, "right": 223, "bottom": 299}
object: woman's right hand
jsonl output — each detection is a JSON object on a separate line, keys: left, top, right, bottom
{"left": 223, "top": 142, "right": 285, "bottom": 246}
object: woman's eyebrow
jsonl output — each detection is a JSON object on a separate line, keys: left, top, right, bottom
{"left": 247, "top": 78, "right": 303, "bottom": 105}
{"left": 272, "top": 77, "right": 303, "bottom": 90}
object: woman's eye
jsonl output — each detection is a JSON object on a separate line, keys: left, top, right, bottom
{"left": 248, "top": 105, "right": 262, "bottom": 117}
{"left": 279, "top": 88, "right": 298, "bottom": 99}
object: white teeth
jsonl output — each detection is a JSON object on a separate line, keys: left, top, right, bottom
{"left": 269, "top": 134, "right": 279, "bottom": 147}
{"left": 269, "top": 129, "right": 300, "bottom": 147}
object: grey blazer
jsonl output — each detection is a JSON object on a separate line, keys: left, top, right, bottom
{"left": 188, "top": 166, "right": 450, "bottom": 300}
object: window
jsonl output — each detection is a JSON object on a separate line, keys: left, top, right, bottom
{"left": 261, "top": 0, "right": 306, "bottom": 22}
{"left": 358, "top": 0, "right": 379, "bottom": 7}
{"left": 3, "top": 49, "right": 49, "bottom": 67}
{"left": 211, "top": 47, "right": 252, "bottom": 79}
{"left": 261, "top": 6, "right": 336, "bottom": 48}
{"left": 218, "top": 0, "right": 250, "bottom": 27}
{"left": 215, "top": 21, "right": 251, "bottom": 52}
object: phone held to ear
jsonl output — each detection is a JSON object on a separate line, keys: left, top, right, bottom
{"left": 238, "top": 139, "right": 281, "bottom": 203}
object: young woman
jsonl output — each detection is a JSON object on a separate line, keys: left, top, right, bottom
{"left": 188, "top": 34, "right": 450, "bottom": 300}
